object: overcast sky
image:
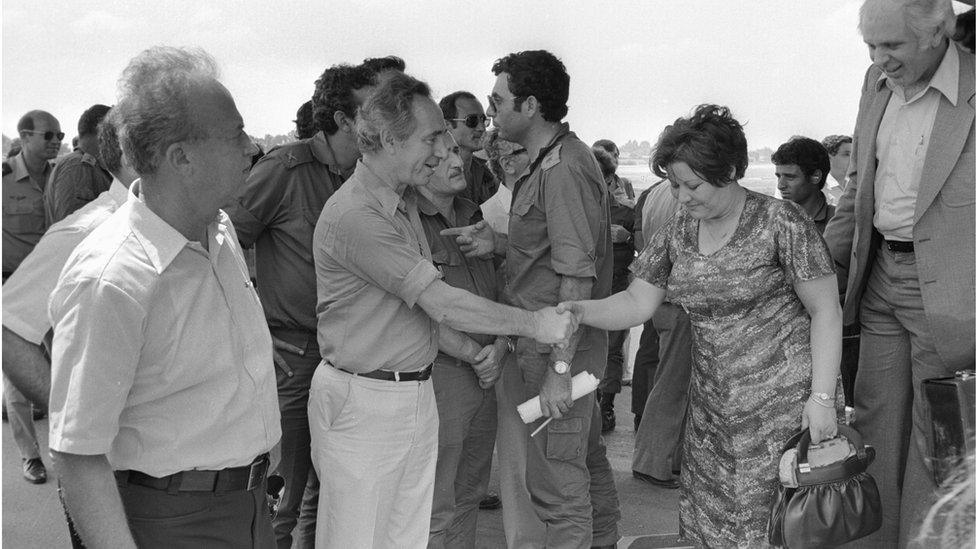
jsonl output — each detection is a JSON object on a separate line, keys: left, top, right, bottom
{"left": 2, "top": 1, "right": 963, "bottom": 150}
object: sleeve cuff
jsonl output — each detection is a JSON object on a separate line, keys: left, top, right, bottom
{"left": 2, "top": 316, "right": 46, "bottom": 346}
{"left": 398, "top": 260, "right": 442, "bottom": 308}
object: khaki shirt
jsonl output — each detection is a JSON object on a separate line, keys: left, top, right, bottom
{"left": 459, "top": 156, "right": 498, "bottom": 206}
{"left": 227, "top": 133, "right": 348, "bottom": 333}
{"left": 44, "top": 150, "right": 112, "bottom": 225}
{"left": 313, "top": 161, "right": 442, "bottom": 373}
{"left": 2, "top": 152, "right": 52, "bottom": 273}
{"left": 504, "top": 124, "right": 612, "bottom": 366}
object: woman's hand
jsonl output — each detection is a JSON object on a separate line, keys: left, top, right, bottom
{"left": 802, "top": 397, "right": 838, "bottom": 444}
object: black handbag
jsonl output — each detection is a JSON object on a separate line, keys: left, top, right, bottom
{"left": 768, "top": 425, "right": 882, "bottom": 548}
{"left": 922, "top": 369, "right": 975, "bottom": 486}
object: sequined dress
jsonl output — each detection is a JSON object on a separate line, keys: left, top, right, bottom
{"left": 631, "top": 190, "right": 834, "bottom": 547}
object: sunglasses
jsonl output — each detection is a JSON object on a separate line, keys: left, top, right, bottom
{"left": 23, "top": 130, "right": 65, "bottom": 141}
{"left": 447, "top": 114, "right": 488, "bottom": 129}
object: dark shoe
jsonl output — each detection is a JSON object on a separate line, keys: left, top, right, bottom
{"left": 23, "top": 458, "right": 47, "bottom": 484}
{"left": 479, "top": 493, "right": 502, "bottom": 510}
{"left": 632, "top": 470, "right": 678, "bottom": 489}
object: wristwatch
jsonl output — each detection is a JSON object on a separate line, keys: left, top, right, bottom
{"left": 552, "top": 360, "right": 570, "bottom": 375}
{"left": 810, "top": 392, "right": 835, "bottom": 401}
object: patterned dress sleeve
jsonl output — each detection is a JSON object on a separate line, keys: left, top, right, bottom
{"left": 773, "top": 200, "right": 835, "bottom": 283}
{"left": 629, "top": 213, "right": 675, "bottom": 289}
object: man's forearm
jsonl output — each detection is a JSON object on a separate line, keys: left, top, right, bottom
{"left": 551, "top": 276, "right": 592, "bottom": 365}
{"left": 2, "top": 327, "right": 51, "bottom": 407}
{"left": 418, "top": 280, "right": 538, "bottom": 338}
{"left": 437, "top": 324, "right": 483, "bottom": 363}
{"left": 52, "top": 451, "right": 138, "bottom": 549}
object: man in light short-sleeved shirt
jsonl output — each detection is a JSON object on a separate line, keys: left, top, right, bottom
{"left": 309, "top": 71, "right": 574, "bottom": 549}
{"left": 48, "top": 47, "right": 279, "bottom": 549}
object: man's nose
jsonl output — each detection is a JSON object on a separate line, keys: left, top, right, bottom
{"left": 434, "top": 135, "right": 449, "bottom": 159}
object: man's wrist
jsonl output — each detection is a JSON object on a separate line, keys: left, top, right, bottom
{"left": 550, "top": 359, "right": 570, "bottom": 375}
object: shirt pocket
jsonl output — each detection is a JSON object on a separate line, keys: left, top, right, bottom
{"left": 3, "top": 195, "right": 45, "bottom": 233}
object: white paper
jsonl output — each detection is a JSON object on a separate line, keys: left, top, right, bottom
{"left": 517, "top": 371, "right": 600, "bottom": 424}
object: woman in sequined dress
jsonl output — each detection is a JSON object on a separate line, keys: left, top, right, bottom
{"left": 559, "top": 104, "right": 840, "bottom": 547}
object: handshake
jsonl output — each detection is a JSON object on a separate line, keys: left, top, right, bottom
{"left": 532, "top": 302, "right": 584, "bottom": 348}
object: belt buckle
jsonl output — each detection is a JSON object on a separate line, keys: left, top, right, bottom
{"left": 246, "top": 456, "right": 267, "bottom": 491}
{"left": 394, "top": 371, "right": 401, "bottom": 382}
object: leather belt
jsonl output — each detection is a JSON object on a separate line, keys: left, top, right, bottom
{"left": 339, "top": 364, "right": 433, "bottom": 382}
{"left": 115, "top": 454, "right": 269, "bottom": 492}
{"left": 884, "top": 239, "right": 914, "bottom": 253}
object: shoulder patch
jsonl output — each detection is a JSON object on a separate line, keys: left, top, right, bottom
{"left": 2, "top": 162, "right": 11, "bottom": 177}
{"left": 279, "top": 142, "right": 314, "bottom": 169}
{"left": 80, "top": 153, "right": 97, "bottom": 166}
{"left": 540, "top": 144, "right": 562, "bottom": 171}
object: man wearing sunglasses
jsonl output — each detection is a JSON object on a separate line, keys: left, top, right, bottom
{"left": 43, "top": 104, "right": 113, "bottom": 225}
{"left": 3, "top": 110, "right": 62, "bottom": 486}
{"left": 439, "top": 91, "right": 498, "bottom": 205}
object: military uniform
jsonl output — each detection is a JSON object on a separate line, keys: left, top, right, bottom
{"left": 225, "top": 131, "right": 349, "bottom": 549}
{"left": 44, "top": 150, "right": 112, "bottom": 224}
{"left": 3, "top": 152, "right": 52, "bottom": 276}
{"left": 459, "top": 156, "right": 498, "bottom": 206}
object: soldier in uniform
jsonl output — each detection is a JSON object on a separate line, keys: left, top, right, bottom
{"left": 3, "top": 109, "right": 62, "bottom": 485}
{"left": 43, "top": 104, "right": 112, "bottom": 224}
{"left": 439, "top": 91, "right": 497, "bottom": 205}
{"left": 225, "top": 62, "right": 375, "bottom": 549}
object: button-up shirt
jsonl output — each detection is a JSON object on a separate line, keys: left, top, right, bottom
{"left": 313, "top": 161, "right": 442, "bottom": 373}
{"left": 505, "top": 124, "right": 612, "bottom": 355}
{"left": 48, "top": 198, "right": 280, "bottom": 477}
{"left": 874, "top": 42, "right": 959, "bottom": 241}
{"left": 417, "top": 193, "right": 498, "bottom": 352}
{"left": 227, "top": 132, "right": 349, "bottom": 333}
{"left": 44, "top": 149, "right": 113, "bottom": 225}
{"left": 3, "top": 152, "right": 52, "bottom": 273}
{"left": 3, "top": 179, "right": 130, "bottom": 345}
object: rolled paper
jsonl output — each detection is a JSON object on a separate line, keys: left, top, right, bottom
{"left": 517, "top": 371, "right": 600, "bottom": 424}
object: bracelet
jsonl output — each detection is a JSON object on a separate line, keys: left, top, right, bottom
{"left": 810, "top": 392, "right": 835, "bottom": 401}
{"left": 810, "top": 393, "right": 834, "bottom": 408}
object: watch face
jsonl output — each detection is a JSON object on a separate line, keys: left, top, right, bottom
{"left": 554, "top": 362, "right": 568, "bottom": 374}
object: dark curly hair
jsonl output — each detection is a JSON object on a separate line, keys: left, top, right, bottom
{"left": 97, "top": 109, "right": 123, "bottom": 175}
{"left": 772, "top": 137, "right": 831, "bottom": 189}
{"left": 651, "top": 104, "right": 748, "bottom": 188}
{"left": 361, "top": 55, "right": 406, "bottom": 76}
{"left": 78, "top": 104, "right": 112, "bottom": 137}
{"left": 312, "top": 64, "right": 374, "bottom": 136}
{"left": 294, "top": 100, "right": 316, "bottom": 139}
{"left": 491, "top": 50, "right": 569, "bottom": 123}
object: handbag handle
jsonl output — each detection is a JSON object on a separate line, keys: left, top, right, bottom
{"left": 796, "top": 424, "right": 867, "bottom": 466}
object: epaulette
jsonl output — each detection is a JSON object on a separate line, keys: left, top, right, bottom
{"left": 80, "top": 152, "right": 97, "bottom": 166}
{"left": 2, "top": 161, "right": 11, "bottom": 177}
{"left": 276, "top": 141, "right": 315, "bottom": 169}
{"left": 540, "top": 143, "right": 562, "bottom": 171}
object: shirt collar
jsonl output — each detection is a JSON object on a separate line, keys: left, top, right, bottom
{"left": 808, "top": 193, "right": 830, "bottom": 222}
{"left": 355, "top": 160, "right": 405, "bottom": 217}
{"left": 415, "top": 192, "right": 479, "bottom": 226}
{"left": 107, "top": 179, "right": 130, "bottom": 205}
{"left": 877, "top": 42, "right": 959, "bottom": 106}
{"left": 310, "top": 131, "right": 349, "bottom": 177}
{"left": 9, "top": 152, "right": 30, "bottom": 181}
{"left": 127, "top": 198, "right": 190, "bottom": 274}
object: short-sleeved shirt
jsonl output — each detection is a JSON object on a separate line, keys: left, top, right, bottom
{"left": 458, "top": 156, "right": 498, "bottom": 206}
{"left": 417, "top": 193, "right": 497, "bottom": 353}
{"left": 48, "top": 198, "right": 280, "bottom": 477}
{"left": 44, "top": 150, "right": 113, "bottom": 225}
{"left": 3, "top": 152, "right": 52, "bottom": 273}
{"left": 3, "top": 179, "right": 130, "bottom": 345}
{"left": 504, "top": 124, "right": 612, "bottom": 358}
{"left": 226, "top": 133, "right": 349, "bottom": 332}
{"left": 313, "top": 160, "right": 442, "bottom": 373}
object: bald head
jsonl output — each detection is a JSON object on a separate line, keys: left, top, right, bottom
{"left": 17, "top": 110, "right": 62, "bottom": 162}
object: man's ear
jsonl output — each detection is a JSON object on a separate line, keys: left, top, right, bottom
{"left": 521, "top": 96, "right": 539, "bottom": 119}
{"left": 163, "top": 141, "right": 193, "bottom": 176}
{"left": 334, "top": 111, "right": 353, "bottom": 133}
{"left": 811, "top": 169, "right": 824, "bottom": 188}
{"left": 380, "top": 128, "right": 398, "bottom": 155}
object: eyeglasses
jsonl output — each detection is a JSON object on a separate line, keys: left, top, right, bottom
{"left": 23, "top": 130, "right": 65, "bottom": 141}
{"left": 447, "top": 114, "right": 488, "bottom": 129}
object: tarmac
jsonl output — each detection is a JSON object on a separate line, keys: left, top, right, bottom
{"left": 2, "top": 361, "right": 689, "bottom": 548}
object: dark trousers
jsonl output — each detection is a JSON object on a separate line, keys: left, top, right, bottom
{"left": 599, "top": 269, "right": 632, "bottom": 395}
{"left": 632, "top": 303, "right": 693, "bottom": 480}
{"left": 630, "top": 318, "right": 660, "bottom": 417}
{"left": 270, "top": 329, "right": 320, "bottom": 549}
{"left": 117, "top": 478, "right": 274, "bottom": 548}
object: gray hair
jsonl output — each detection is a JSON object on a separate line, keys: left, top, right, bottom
{"left": 860, "top": 0, "right": 956, "bottom": 43}
{"left": 115, "top": 46, "right": 220, "bottom": 175}
{"left": 356, "top": 71, "right": 433, "bottom": 154}
{"left": 97, "top": 108, "right": 123, "bottom": 176}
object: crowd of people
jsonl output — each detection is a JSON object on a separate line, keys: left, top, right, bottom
{"left": 1, "top": 0, "right": 974, "bottom": 547}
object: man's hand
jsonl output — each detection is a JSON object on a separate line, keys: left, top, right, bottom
{"left": 555, "top": 301, "right": 584, "bottom": 326}
{"left": 532, "top": 307, "right": 577, "bottom": 346}
{"left": 539, "top": 366, "right": 573, "bottom": 419}
{"left": 440, "top": 221, "right": 496, "bottom": 257}
{"left": 471, "top": 344, "right": 502, "bottom": 389}
{"left": 610, "top": 224, "right": 631, "bottom": 244}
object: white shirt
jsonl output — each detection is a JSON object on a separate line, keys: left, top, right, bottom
{"left": 48, "top": 198, "right": 280, "bottom": 476}
{"left": 874, "top": 43, "right": 959, "bottom": 241}
{"left": 824, "top": 173, "right": 844, "bottom": 206}
{"left": 2, "top": 179, "right": 130, "bottom": 344}
{"left": 480, "top": 183, "right": 512, "bottom": 235}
